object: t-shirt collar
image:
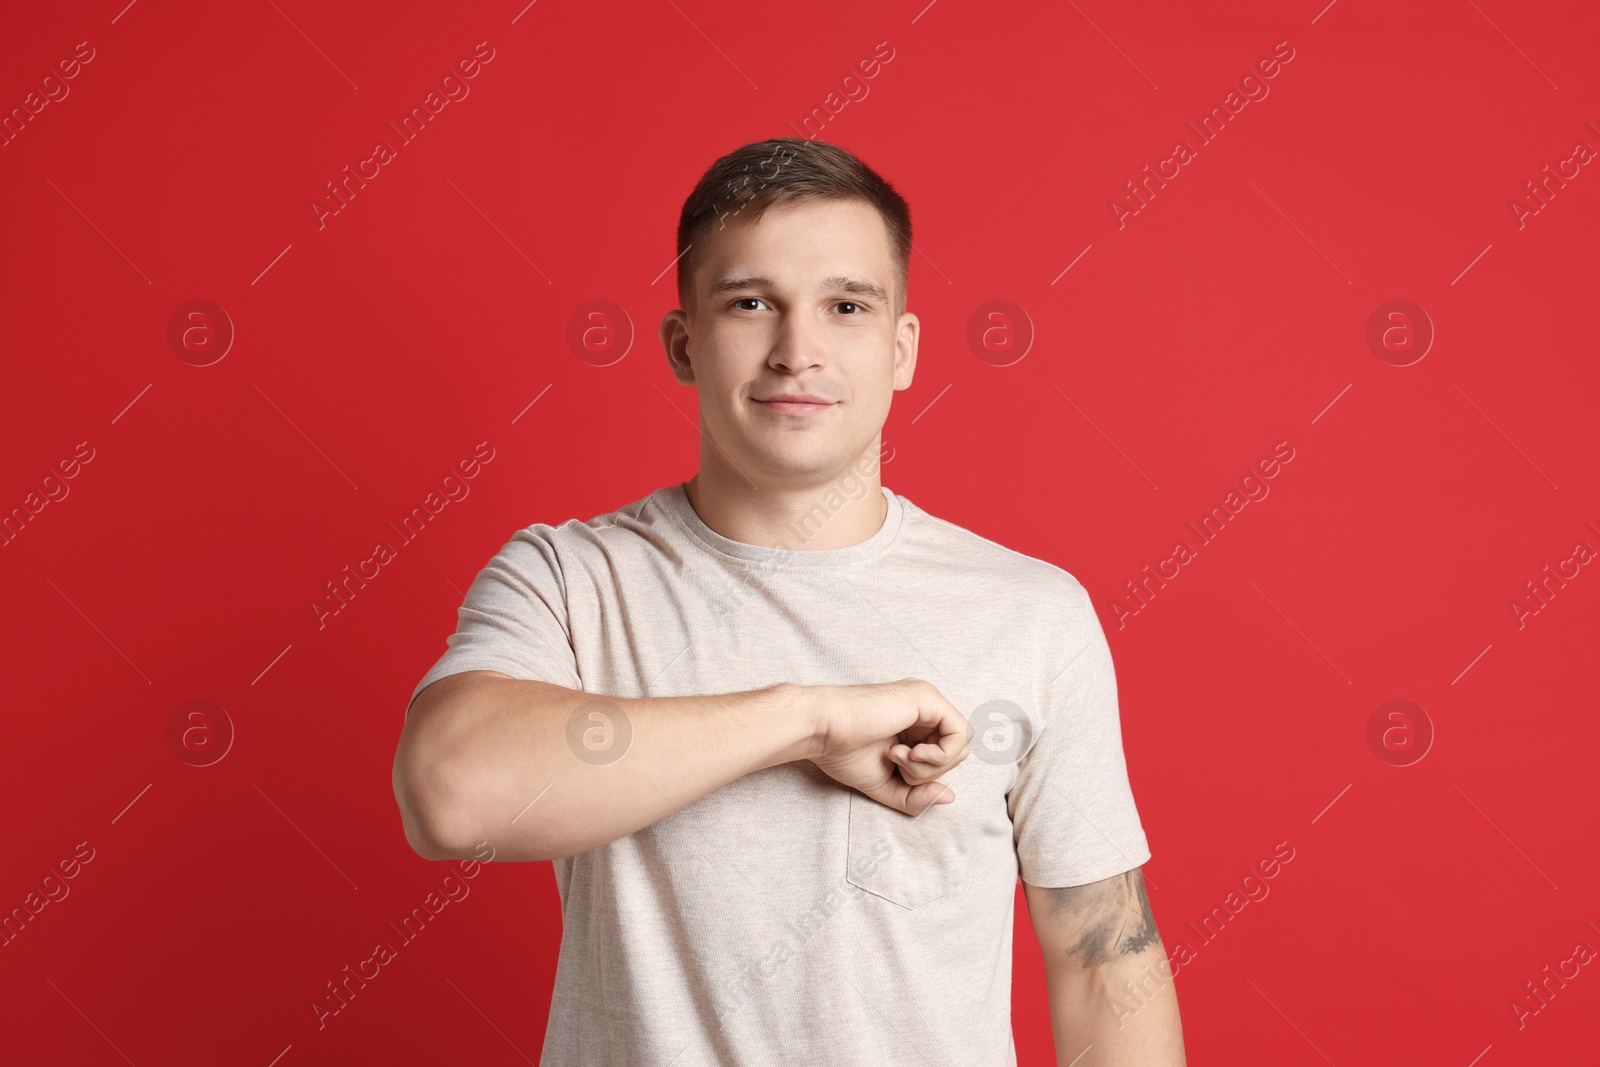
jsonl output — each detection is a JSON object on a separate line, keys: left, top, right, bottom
{"left": 659, "top": 481, "right": 903, "bottom": 568}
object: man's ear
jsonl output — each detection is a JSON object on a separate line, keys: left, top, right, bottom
{"left": 892, "top": 311, "right": 919, "bottom": 391}
{"left": 661, "top": 308, "right": 695, "bottom": 385}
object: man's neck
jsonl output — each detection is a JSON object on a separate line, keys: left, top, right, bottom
{"left": 682, "top": 469, "right": 888, "bottom": 552}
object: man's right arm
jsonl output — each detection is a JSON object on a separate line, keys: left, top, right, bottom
{"left": 392, "top": 670, "right": 821, "bottom": 863}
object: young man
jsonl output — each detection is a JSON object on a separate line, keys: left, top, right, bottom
{"left": 393, "top": 138, "right": 1186, "bottom": 1065}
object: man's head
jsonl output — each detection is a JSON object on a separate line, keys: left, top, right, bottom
{"left": 661, "top": 138, "right": 919, "bottom": 490}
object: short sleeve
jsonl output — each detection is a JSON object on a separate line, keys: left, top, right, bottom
{"left": 1008, "top": 576, "right": 1151, "bottom": 888}
{"left": 406, "top": 525, "right": 583, "bottom": 718}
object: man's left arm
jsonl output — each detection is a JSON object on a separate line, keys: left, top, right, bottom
{"left": 1023, "top": 866, "right": 1187, "bottom": 1066}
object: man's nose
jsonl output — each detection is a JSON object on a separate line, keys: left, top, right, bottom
{"left": 768, "top": 313, "right": 826, "bottom": 373}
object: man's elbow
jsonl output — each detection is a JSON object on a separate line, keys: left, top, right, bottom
{"left": 392, "top": 745, "right": 566, "bottom": 863}
{"left": 393, "top": 748, "right": 476, "bottom": 861}
{"left": 1045, "top": 939, "right": 1172, "bottom": 1001}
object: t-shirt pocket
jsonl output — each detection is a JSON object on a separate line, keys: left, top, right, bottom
{"left": 844, "top": 759, "right": 986, "bottom": 909}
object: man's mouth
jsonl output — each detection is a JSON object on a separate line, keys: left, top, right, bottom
{"left": 753, "top": 397, "right": 835, "bottom": 415}
{"left": 752, "top": 391, "right": 837, "bottom": 416}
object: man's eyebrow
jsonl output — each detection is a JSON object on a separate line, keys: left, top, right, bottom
{"left": 820, "top": 275, "right": 889, "bottom": 303}
{"left": 706, "top": 274, "right": 777, "bottom": 298}
{"left": 707, "top": 274, "right": 889, "bottom": 304}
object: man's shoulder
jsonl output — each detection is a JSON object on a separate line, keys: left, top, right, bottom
{"left": 490, "top": 486, "right": 676, "bottom": 574}
{"left": 511, "top": 484, "right": 673, "bottom": 539}
{"left": 900, "top": 496, "right": 1092, "bottom": 605}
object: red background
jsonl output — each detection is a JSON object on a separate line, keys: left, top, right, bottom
{"left": 3, "top": 0, "right": 1597, "bottom": 1063}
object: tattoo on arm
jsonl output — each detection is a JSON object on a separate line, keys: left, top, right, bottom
{"left": 1042, "top": 868, "right": 1161, "bottom": 968}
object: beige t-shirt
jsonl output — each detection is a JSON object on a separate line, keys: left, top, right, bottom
{"left": 408, "top": 481, "right": 1151, "bottom": 1066}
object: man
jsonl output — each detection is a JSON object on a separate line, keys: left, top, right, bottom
{"left": 392, "top": 137, "right": 1186, "bottom": 1065}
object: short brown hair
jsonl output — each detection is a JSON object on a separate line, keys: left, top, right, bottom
{"left": 674, "top": 138, "right": 913, "bottom": 318}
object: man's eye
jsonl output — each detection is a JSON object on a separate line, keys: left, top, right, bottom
{"left": 835, "top": 301, "right": 862, "bottom": 315}
{"left": 732, "top": 297, "right": 765, "bottom": 311}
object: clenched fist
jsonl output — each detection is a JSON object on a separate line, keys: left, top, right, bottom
{"left": 798, "top": 678, "right": 973, "bottom": 815}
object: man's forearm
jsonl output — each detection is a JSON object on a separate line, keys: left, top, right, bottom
{"left": 1044, "top": 944, "right": 1187, "bottom": 1066}
{"left": 395, "top": 672, "right": 818, "bottom": 863}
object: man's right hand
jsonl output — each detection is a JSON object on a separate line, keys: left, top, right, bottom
{"left": 797, "top": 679, "right": 973, "bottom": 815}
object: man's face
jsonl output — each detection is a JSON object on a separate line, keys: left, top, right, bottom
{"left": 662, "top": 197, "right": 918, "bottom": 487}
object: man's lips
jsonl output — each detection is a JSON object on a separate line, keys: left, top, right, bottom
{"left": 753, "top": 397, "right": 835, "bottom": 414}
